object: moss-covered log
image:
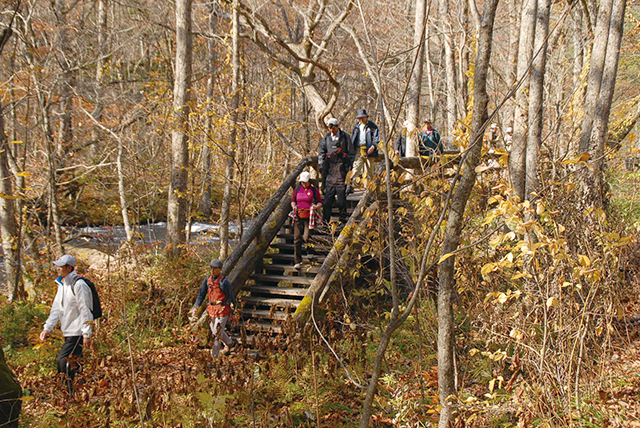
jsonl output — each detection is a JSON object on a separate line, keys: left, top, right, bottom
{"left": 0, "top": 348, "right": 21, "bottom": 427}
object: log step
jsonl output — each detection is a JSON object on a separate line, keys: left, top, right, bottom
{"left": 251, "top": 274, "right": 314, "bottom": 285}
{"left": 271, "top": 242, "right": 331, "bottom": 253}
{"left": 243, "top": 296, "right": 301, "bottom": 309}
{"left": 260, "top": 263, "right": 321, "bottom": 274}
{"left": 242, "top": 308, "right": 291, "bottom": 321}
{"left": 264, "top": 253, "right": 326, "bottom": 263}
{"left": 245, "top": 285, "right": 307, "bottom": 297}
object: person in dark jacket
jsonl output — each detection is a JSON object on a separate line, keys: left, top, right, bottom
{"left": 418, "top": 119, "right": 443, "bottom": 156}
{"left": 395, "top": 120, "right": 410, "bottom": 158}
{"left": 319, "top": 118, "right": 351, "bottom": 224}
{"left": 348, "top": 109, "right": 380, "bottom": 186}
{"left": 190, "top": 259, "right": 236, "bottom": 357}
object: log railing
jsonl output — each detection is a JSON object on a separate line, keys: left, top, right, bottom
{"left": 223, "top": 155, "right": 317, "bottom": 289}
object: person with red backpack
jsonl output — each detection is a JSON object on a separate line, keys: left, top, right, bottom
{"left": 190, "top": 259, "right": 236, "bottom": 357}
{"left": 40, "top": 254, "right": 94, "bottom": 395}
{"left": 291, "top": 171, "right": 322, "bottom": 269}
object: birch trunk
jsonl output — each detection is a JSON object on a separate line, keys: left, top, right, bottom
{"left": 525, "top": 0, "right": 551, "bottom": 198}
{"left": 406, "top": 0, "right": 427, "bottom": 157}
{"left": 440, "top": 0, "right": 457, "bottom": 147}
{"left": 200, "top": 4, "right": 218, "bottom": 218}
{"left": 166, "top": 0, "right": 192, "bottom": 248}
{"left": 578, "top": 0, "right": 614, "bottom": 153}
{"left": 220, "top": 0, "right": 241, "bottom": 261}
{"left": 509, "top": 0, "right": 537, "bottom": 200}
{"left": 438, "top": 0, "right": 499, "bottom": 425}
{"left": 585, "top": 0, "right": 626, "bottom": 207}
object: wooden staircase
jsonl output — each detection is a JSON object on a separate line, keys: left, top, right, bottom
{"left": 235, "top": 191, "right": 363, "bottom": 341}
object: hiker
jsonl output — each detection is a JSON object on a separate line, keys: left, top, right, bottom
{"left": 291, "top": 171, "right": 322, "bottom": 269}
{"left": 486, "top": 123, "right": 501, "bottom": 153}
{"left": 348, "top": 109, "right": 380, "bottom": 187}
{"left": 40, "top": 255, "right": 93, "bottom": 395}
{"left": 190, "top": 259, "right": 236, "bottom": 357}
{"left": 504, "top": 127, "right": 513, "bottom": 152}
{"left": 395, "top": 120, "right": 410, "bottom": 158}
{"left": 318, "top": 118, "right": 351, "bottom": 225}
{"left": 418, "top": 119, "right": 443, "bottom": 156}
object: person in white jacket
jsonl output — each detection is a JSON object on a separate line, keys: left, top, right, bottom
{"left": 40, "top": 255, "right": 93, "bottom": 394}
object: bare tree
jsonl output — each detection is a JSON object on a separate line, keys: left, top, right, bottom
{"left": 439, "top": 0, "right": 457, "bottom": 146}
{"left": 525, "top": 0, "right": 551, "bottom": 198}
{"left": 510, "top": 0, "right": 537, "bottom": 200}
{"left": 583, "top": 0, "right": 626, "bottom": 206}
{"left": 220, "top": 0, "right": 241, "bottom": 261}
{"left": 166, "top": 0, "right": 192, "bottom": 248}
{"left": 406, "top": 0, "right": 427, "bottom": 157}
{"left": 437, "top": 0, "right": 499, "bottom": 425}
{"left": 578, "top": 0, "right": 613, "bottom": 153}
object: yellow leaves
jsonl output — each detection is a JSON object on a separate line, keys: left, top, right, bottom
{"left": 489, "top": 376, "right": 504, "bottom": 393}
{"left": 546, "top": 297, "right": 560, "bottom": 309}
{"left": 577, "top": 254, "right": 591, "bottom": 267}
{"left": 509, "top": 329, "right": 524, "bottom": 341}
{"left": 16, "top": 171, "right": 31, "bottom": 177}
{"left": 438, "top": 252, "right": 456, "bottom": 264}
{"left": 561, "top": 152, "right": 591, "bottom": 165}
{"left": 481, "top": 262, "right": 499, "bottom": 277}
{"left": 485, "top": 289, "right": 522, "bottom": 305}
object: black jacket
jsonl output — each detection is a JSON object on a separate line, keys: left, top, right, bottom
{"left": 319, "top": 129, "right": 353, "bottom": 174}
{"left": 351, "top": 120, "right": 381, "bottom": 158}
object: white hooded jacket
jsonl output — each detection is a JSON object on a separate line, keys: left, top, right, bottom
{"left": 43, "top": 270, "right": 93, "bottom": 338}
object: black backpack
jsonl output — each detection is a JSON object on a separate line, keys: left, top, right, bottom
{"left": 72, "top": 277, "right": 103, "bottom": 319}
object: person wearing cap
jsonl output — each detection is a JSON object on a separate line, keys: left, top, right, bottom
{"left": 418, "top": 119, "right": 442, "bottom": 156}
{"left": 291, "top": 171, "right": 322, "bottom": 269}
{"left": 318, "top": 118, "right": 352, "bottom": 225}
{"left": 190, "top": 259, "right": 236, "bottom": 357}
{"left": 485, "top": 123, "right": 501, "bottom": 153}
{"left": 503, "top": 127, "right": 513, "bottom": 152}
{"left": 395, "top": 120, "right": 410, "bottom": 158}
{"left": 348, "top": 109, "right": 380, "bottom": 186}
{"left": 40, "top": 254, "right": 94, "bottom": 394}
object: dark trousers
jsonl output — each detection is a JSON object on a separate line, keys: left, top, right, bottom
{"left": 57, "top": 336, "right": 83, "bottom": 393}
{"left": 293, "top": 217, "right": 311, "bottom": 264}
{"left": 323, "top": 186, "right": 347, "bottom": 223}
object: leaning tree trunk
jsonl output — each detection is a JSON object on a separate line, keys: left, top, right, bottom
{"left": 438, "top": 0, "right": 499, "bottom": 425}
{"left": 578, "top": 0, "right": 614, "bottom": 153}
{"left": 166, "top": 0, "right": 192, "bottom": 248}
{"left": 53, "top": 0, "right": 73, "bottom": 159}
{"left": 406, "top": 0, "right": 427, "bottom": 157}
{"left": 220, "top": 0, "right": 241, "bottom": 261}
{"left": 584, "top": 0, "right": 626, "bottom": 207}
{"left": 525, "top": 0, "right": 551, "bottom": 199}
{"left": 509, "top": 0, "right": 537, "bottom": 200}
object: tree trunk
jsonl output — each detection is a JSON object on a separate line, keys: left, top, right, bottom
{"left": 406, "top": 0, "right": 427, "bottom": 157}
{"left": 584, "top": 0, "right": 626, "bottom": 207}
{"left": 525, "top": 0, "right": 551, "bottom": 199}
{"left": 440, "top": 0, "right": 457, "bottom": 148}
{"left": 200, "top": 3, "right": 218, "bottom": 218}
{"left": 510, "top": 0, "right": 537, "bottom": 200}
{"left": 220, "top": 0, "right": 241, "bottom": 261}
{"left": 0, "top": 101, "right": 20, "bottom": 301}
{"left": 53, "top": 0, "right": 73, "bottom": 158}
{"left": 578, "top": 0, "right": 614, "bottom": 153}
{"left": 166, "top": 0, "right": 192, "bottom": 248}
{"left": 117, "top": 138, "right": 133, "bottom": 242}
{"left": 438, "top": 0, "right": 499, "bottom": 425}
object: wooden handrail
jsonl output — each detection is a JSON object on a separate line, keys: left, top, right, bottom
{"left": 221, "top": 155, "right": 317, "bottom": 277}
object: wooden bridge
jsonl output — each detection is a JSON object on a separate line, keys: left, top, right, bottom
{"left": 219, "top": 153, "right": 459, "bottom": 345}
